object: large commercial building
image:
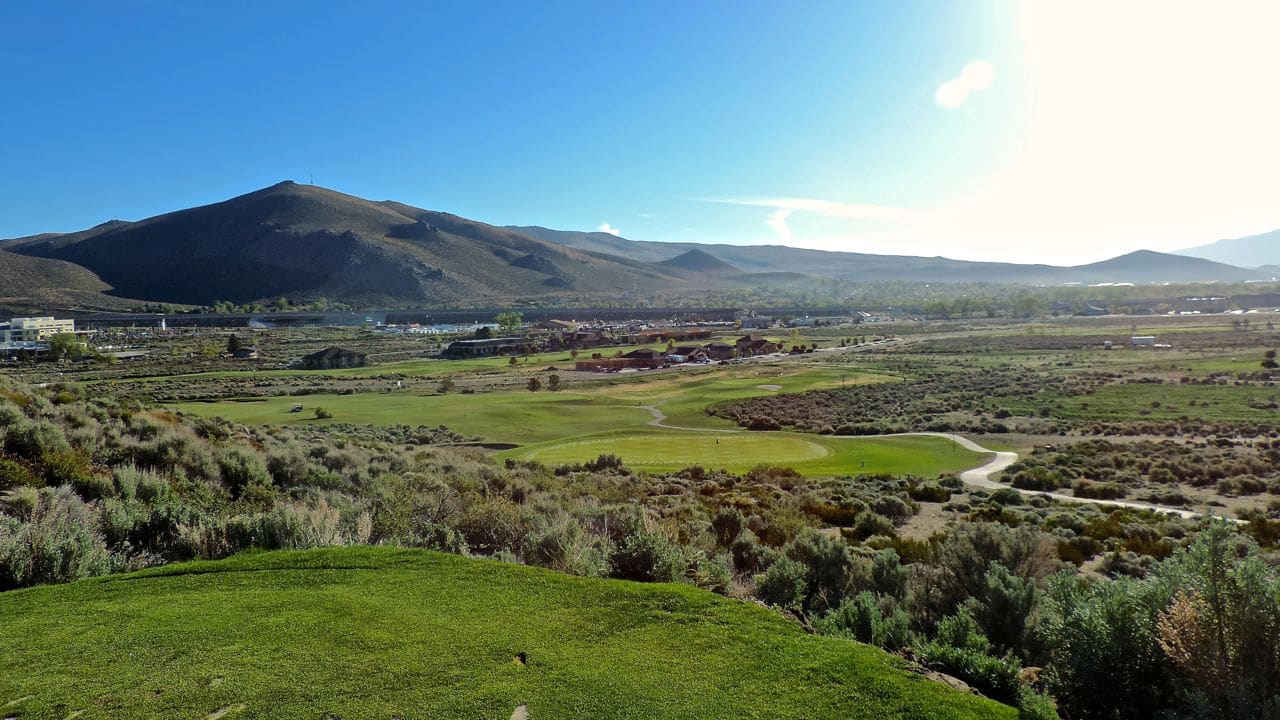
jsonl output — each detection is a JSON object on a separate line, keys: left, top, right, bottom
{"left": 0, "top": 317, "right": 76, "bottom": 350}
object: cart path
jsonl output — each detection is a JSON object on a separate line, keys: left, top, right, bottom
{"left": 630, "top": 404, "right": 1224, "bottom": 520}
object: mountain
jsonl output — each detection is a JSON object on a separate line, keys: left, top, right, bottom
{"left": 524, "top": 227, "right": 1268, "bottom": 285}
{"left": 3, "top": 183, "right": 1270, "bottom": 311}
{"left": 1177, "top": 229, "right": 1280, "bottom": 268}
{"left": 658, "top": 248, "right": 741, "bottom": 275}
{"left": 1068, "top": 249, "right": 1269, "bottom": 283}
{"left": 3, "top": 182, "right": 681, "bottom": 306}
{"left": 0, "top": 250, "right": 147, "bottom": 314}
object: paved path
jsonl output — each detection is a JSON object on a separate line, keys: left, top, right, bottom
{"left": 894, "top": 432, "right": 1218, "bottom": 520}
{"left": 629, "top": 404, "right": 1227, "bottom": 520}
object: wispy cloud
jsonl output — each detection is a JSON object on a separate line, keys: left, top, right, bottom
{"left": 934, "top": 60, "right": 995, "bottom": 109}
{"left": 596, "top": 222, "right": 621, "bottom": 237}
{"left": 704, "top": 196, "right": 908, "bottom": 241}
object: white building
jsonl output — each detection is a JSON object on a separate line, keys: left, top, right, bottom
{"left": 740, "top": 316, "right": 773, "bottom": 330}
{"left": 1131, "top": 335, "right": 1157, "bottom": 347}
{"left": 0, "top": 317, "right": 76, "bottom": 349}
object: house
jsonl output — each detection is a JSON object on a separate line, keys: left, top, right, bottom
{"left": 621, "top": 347, "right": 665, "bottom": 368}
{"left": 1131, "top": 336, "right": 1157, "bottom": 347}
{"left": 704, "top": 342, "right": 735, "bottom": 360}
{"left": 301, "top": 347, "right": 367, "bottom": 370}
{"left": 574, "top": 357, "right": 633, "bottom": 371}
{"left": 740, "top": 316, "right": 773, "bottom": 330}
{"left": 443, "top": 337, "right": 534, "bottom": 358}
{"left": 231, "top": 347, "right": 259, "bottom": 360}
{"left": 666, "top": 345, "right": 708, "bottom": 363}
{"left": 1077, "top": 305, "right": 1109, "bottom": 317}
{"left": 735, "top": 335, "right": 780, "bottom": 356}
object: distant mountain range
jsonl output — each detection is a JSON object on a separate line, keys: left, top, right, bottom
{"left": 1176, "top": 229, "right": 1280, "bottom": 268}
{"left": 0, "top": 181, "right": 1273, "bottom": 311}
{"left": 517, "top": 227, "right": 1270, "bottom": 285}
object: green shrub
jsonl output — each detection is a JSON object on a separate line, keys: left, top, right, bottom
{"left": 608, "top": 510, "right": 686, "bottom": 583}
{"left": 523, "top": 516, "right": 610, "bottom": 577}
{"left": 688, "top": 552, "right": 733, "bottom": 594}
{"left": 0, "top": 457, "right": 39, "bottom": 491}
{"left": 0, "top": 487, "right": 110, "bottom": 590}
{"left": 711, "top": 506, "right": 746, "bottom": 547}
{"left": 871, "top": 548, "right": 909, "bottom": 600}
{"left": 786, "top": 529, "right": 855, "bottom": 613}
{"left": 3, "top": 421, "right": 71, "bottom": 461}
{"left": 216, "top": 448, "right": 272, "bottom": 498}
{"left": 817, "top": 591, "right": 915, "bottom": 651}
{"left": 755, "top": 556, "right": 807, "bottom": 610}
{"left": 920, "top": 609, "right": 1023, "bottom": 704}
{"left": 729, "top": 529, "right": 775, "bottom": 574}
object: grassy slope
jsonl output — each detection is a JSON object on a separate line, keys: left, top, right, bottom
{"left": 0, "top": 548, "right": 1013, "bottom": 720}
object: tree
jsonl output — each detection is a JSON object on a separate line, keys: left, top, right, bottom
{"left": 508, "top": 355, "right": 519, "bottom": 368}
{"left": 495, "top": 311, "right": 523, "bottom": 333}
{"left": 547, "top": 374, "right": 561, "bottom": 392}
{"left": 526, "top": 377, "right": 542, "bottom": 392}
{"left": 47, "top": 333, "right": 95, "bottom": 362}
{"left": 226, "top": 334, "right": 243, "bottom": 353}
{"left": 1262, "top": 350, "right": 1278, "bottom": 370}
{"left": 437, "top": 378, "right": 456, "bottom": 394}
{"left": 474, "top": 326, "right": 493, "bottom": 340}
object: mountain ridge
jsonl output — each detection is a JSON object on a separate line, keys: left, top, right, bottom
{"left": 1, "top": 182, "right": 1271, "bottom": 310}
{"left": 1176, "top": 229, "right": 1280, "bottom": 269}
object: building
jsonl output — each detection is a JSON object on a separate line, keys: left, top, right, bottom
{"left": 1131, "top": 336, "right": 1157, "bottom": 347}
{"left": 666, "top": 345, "right": 709, "bottom": 363}
{"left": 704, "top": 342, "right": 735, "bottom": 360}
{"left": 231, "top": 347, "right": 260, "bottom": 360}
{"left": 0, "top": 317, "right": 75, "bottom": 345}
{"left": 443, "top": 337, "right": 534, "bottom": 358}
{"left": 739, "top": 316, "right": 773, "bottom": 330}
{"left": 621, "top": 347, "right": 666, "bottom": 368}
{"left": 301, "top": 347, "right": 368, "bottom": 370}
{"left": 735, "top": 335, "right": 781, "bottom": 356}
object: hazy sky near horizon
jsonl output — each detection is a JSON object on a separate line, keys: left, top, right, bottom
{"left": 2, "top": 1, "right": 1278, "bottom": 265}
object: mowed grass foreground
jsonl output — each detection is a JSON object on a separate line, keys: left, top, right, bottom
{"left": 510, "top": 431, "right": 985, "bottom": 476}
{"left": 0, "top": 548, "right": 1013, "bottom": 720}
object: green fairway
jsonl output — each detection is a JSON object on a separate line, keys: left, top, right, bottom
{"left": 174, "top": 391, "right": 644, "bottom": 445}
{"left": 509, "top": 431, "right": 987, "bottom": 476}
{"left": 170, "top": 365, "right": 898, "bottom": 443}
{"left": 0, "top": 548, "right": 1012, "bottom": 720}
{"left": 581, "top": 364, "right": 895, "bottom": 428}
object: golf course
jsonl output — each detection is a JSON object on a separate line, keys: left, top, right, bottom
{"left": 172, "top": 364, "right": 989, "bottom": 477}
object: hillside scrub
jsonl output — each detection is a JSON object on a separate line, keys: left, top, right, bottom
{"left": 714, "top": 367, "right": 1093, "bottom": 435}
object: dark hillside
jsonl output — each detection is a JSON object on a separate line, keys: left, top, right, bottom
{"left": 5, "top": 182, "right": 684, "bottom": 306}
{"left": 0, "top": 250, "right": 146, "bottom": 314}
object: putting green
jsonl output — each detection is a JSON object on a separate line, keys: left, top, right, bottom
{"left": 509, "top": 431, "right": 987, "bottom": 476}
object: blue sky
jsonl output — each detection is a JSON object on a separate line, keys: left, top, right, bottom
{"left": 3, "top": 1, "right": 1277, "bottom": 264}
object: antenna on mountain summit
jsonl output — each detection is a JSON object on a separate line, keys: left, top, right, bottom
{"left": 309, "top": 173, "right": 314, "bottom": 185}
